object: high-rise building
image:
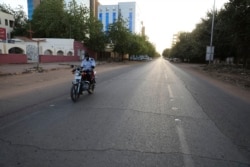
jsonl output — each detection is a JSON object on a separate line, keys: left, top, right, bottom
{"left": 98, "top": 2, "right": 142, "bottom": 34}
{"left": 172, "top": 33, "right": 180, "bottom": 47}
{"left": 90, "top": 0, "right": 99, "bottom": 17}
{"left": 27, "top": 0, "right": 42, "bottom": 20}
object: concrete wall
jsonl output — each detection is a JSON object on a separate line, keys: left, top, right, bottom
{"left": 0, "top": 42, "right": 26, "bottom": 54}
{"left": 0, "top": 54, "right": 27, "bottom": 64}
{"left": 40, "top": 55, "right": 80, "bottom": 63}
{"left": 0, "top": 54, "right": 80, "bottom": 64}
{"left": 0, "top": 38, "right": 96, "bottom": 64}
{"left": 26, "top": 38, "right": 75, "bottom": 56}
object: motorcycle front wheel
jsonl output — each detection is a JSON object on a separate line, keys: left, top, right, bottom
{"left": 88, "top": 83, "right": 95, "bottom": 94}
{"left": 71, "top": 84, "right": 79, "bottom": 102}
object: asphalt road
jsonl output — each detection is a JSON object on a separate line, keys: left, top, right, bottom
{"left": 0, "top": 58, "right": 249, "bottom": 167}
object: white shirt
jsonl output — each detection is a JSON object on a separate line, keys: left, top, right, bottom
{"left": 81, "top": 57, "right": 96, "bottom": 70}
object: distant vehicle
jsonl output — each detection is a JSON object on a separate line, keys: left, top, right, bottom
{"left": 130, "top": 55, "right": 152, "bottom": 61}
{"left": 140, "top": 55, "right": 152, "bottom": 61}
{"left": 169, "top": 57, "right": 181, "bottom": 62}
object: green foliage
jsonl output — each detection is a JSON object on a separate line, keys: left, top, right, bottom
{"left": 162, "top": 48, "right": 171, "bottom": 58}
{"left": 0, "top": 3, "right": 13, "bottom": 14}
{"left": 107, "top": 16, "right": 156, "bottom": 59}
{"left": 65, "top": 0, "right": 89, "bottom": 40}
{"left": 107, "top": 16, "right": 132, "bottom": 57}
{"left": 0, "top": 3, "right": 28, "bottom": 37}
{"left": 84, "top": 14, "right": 106, "bottom": 52}
{"left": 31, "top": 0, "right": 67, "bottom": 38}
{"left": 168, "top": 0, "right": 250, "bottom": 67}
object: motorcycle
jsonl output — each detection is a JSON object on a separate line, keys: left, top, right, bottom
{"left": 70, "top": 65, "right": 96, "bottom": 102}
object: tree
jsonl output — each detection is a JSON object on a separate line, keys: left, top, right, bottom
{"left": 107, "top": 16, "right": 132, "bottom": 60}
{"left": 31, "top": 0, "right": 67, "bottom": 38}
{"left": 223, "top": 0, "right": 250, "bottom": 67}
{"left": 65, "top": 0, "right": 89, "bottom": 40}
{"left": 12, "top": 6, "right": 29, "bottom": 37}
{"left": 167, "top": 0, "right": 250, "bottom": 67}
{"left": 127, "top": 34, "right": 141, "bottom": 57}
{"left": 84, "top": 14, "right": 106, "bottom": 53}
{"left": 162, "top": 48, "right": 171, "bottom": 58}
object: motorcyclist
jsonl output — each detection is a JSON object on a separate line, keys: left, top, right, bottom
{"left": 81, "top": 52, "right": 96, "bottom": 71}
{"left": 81, "top": 52, "right": 96, "bottom": 92}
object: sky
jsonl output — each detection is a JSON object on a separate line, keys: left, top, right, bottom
{"left": 0, "top": 0, "right": 229, "bottom": 53}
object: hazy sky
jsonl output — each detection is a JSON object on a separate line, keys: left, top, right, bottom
{"left": 1, "top": 0, "right": 229, "bottom": 53}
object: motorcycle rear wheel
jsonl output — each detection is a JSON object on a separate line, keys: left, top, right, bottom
{"left": 71, "top": 84, "right": 79, "bottom": 102}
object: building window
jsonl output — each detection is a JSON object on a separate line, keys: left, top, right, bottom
{"left": 129, "top": 12, "right": 133, "bottom": 32}
{"left": 5, "top": 19, "right": 8, "bottom": 26}
{"left": 105, "top": 13, "right": 109, "bottom": 32}
{"left": 112, "top": 12, "right": 116, "bottom": 23}
{"left": 99, "top": 13, "right": 103, "bottom": 22}
{"left": 9, "top": 20, "right": 14, "bottom": 28}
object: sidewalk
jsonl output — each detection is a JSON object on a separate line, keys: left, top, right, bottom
{"left": 0, "top": 62, "right": 82, "bottom": 76}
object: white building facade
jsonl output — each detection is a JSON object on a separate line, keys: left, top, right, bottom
{"left": 25, "top": 38, "right": 75, "bottom": 62}
{"left": 0, "top": 11, "right": 15, "bottom": 40}
{"left": 98, "top": 2, "right": 141, "bottom": 34}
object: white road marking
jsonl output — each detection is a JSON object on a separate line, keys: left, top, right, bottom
{"left": 167, "top": 84, "right": 174, "bottom": 99}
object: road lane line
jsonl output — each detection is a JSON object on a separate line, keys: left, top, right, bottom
{"left": 176, "top": 123, "right": 195, "bottom": 166}
{"left": 167, "top": 84, "right": 174, "bottom": 98}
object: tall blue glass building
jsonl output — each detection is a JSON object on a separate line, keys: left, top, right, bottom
{"left": 27, "top": 0, "right": 41, "bottom": 20}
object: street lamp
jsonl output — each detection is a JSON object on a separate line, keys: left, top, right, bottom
{"left": 209, "top": 0, "right": 216, "bottom": 64}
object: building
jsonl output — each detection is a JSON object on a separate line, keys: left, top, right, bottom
{"left": 27, "top": 0, "right": 91, "bottom": 20}
{"left": 172, "top": 33, "right": 180, "bottom": 47}
{"left": 27, "top": 0, "right": 42, "bottom": 20}
{"left": 90, "top": 0, "right": 99, "bottom": 17}
{"left": 0, "top": 37, "right": 91, "bottom": 64}
{"left": 98, "top": 2, "right": 142, "bottom": 34}
{"left": 65, "top": 0, "right": 90, "bottom": 8}
{"left": 0, "top": 11, "right": 15, "bottom": 41}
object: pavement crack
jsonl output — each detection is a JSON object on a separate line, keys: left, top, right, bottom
{"left": 1, "top": 138, "right": 249, "bottom": 165}
{"left": 88, "top": 106, "right": 210, "bottom": 121}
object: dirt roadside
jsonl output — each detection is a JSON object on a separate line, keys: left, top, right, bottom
{"left": 0, "top": 61, "right": 141, "bottom": 97}
{"left": 173, "top": 63, "right": 250, "bottom": 104}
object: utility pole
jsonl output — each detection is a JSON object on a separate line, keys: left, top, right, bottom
{"left": 27, "top": 23, "right": 34, "bottom": 39}
{"left": 209, "top": 0, "right": 216, "bottom": 64}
